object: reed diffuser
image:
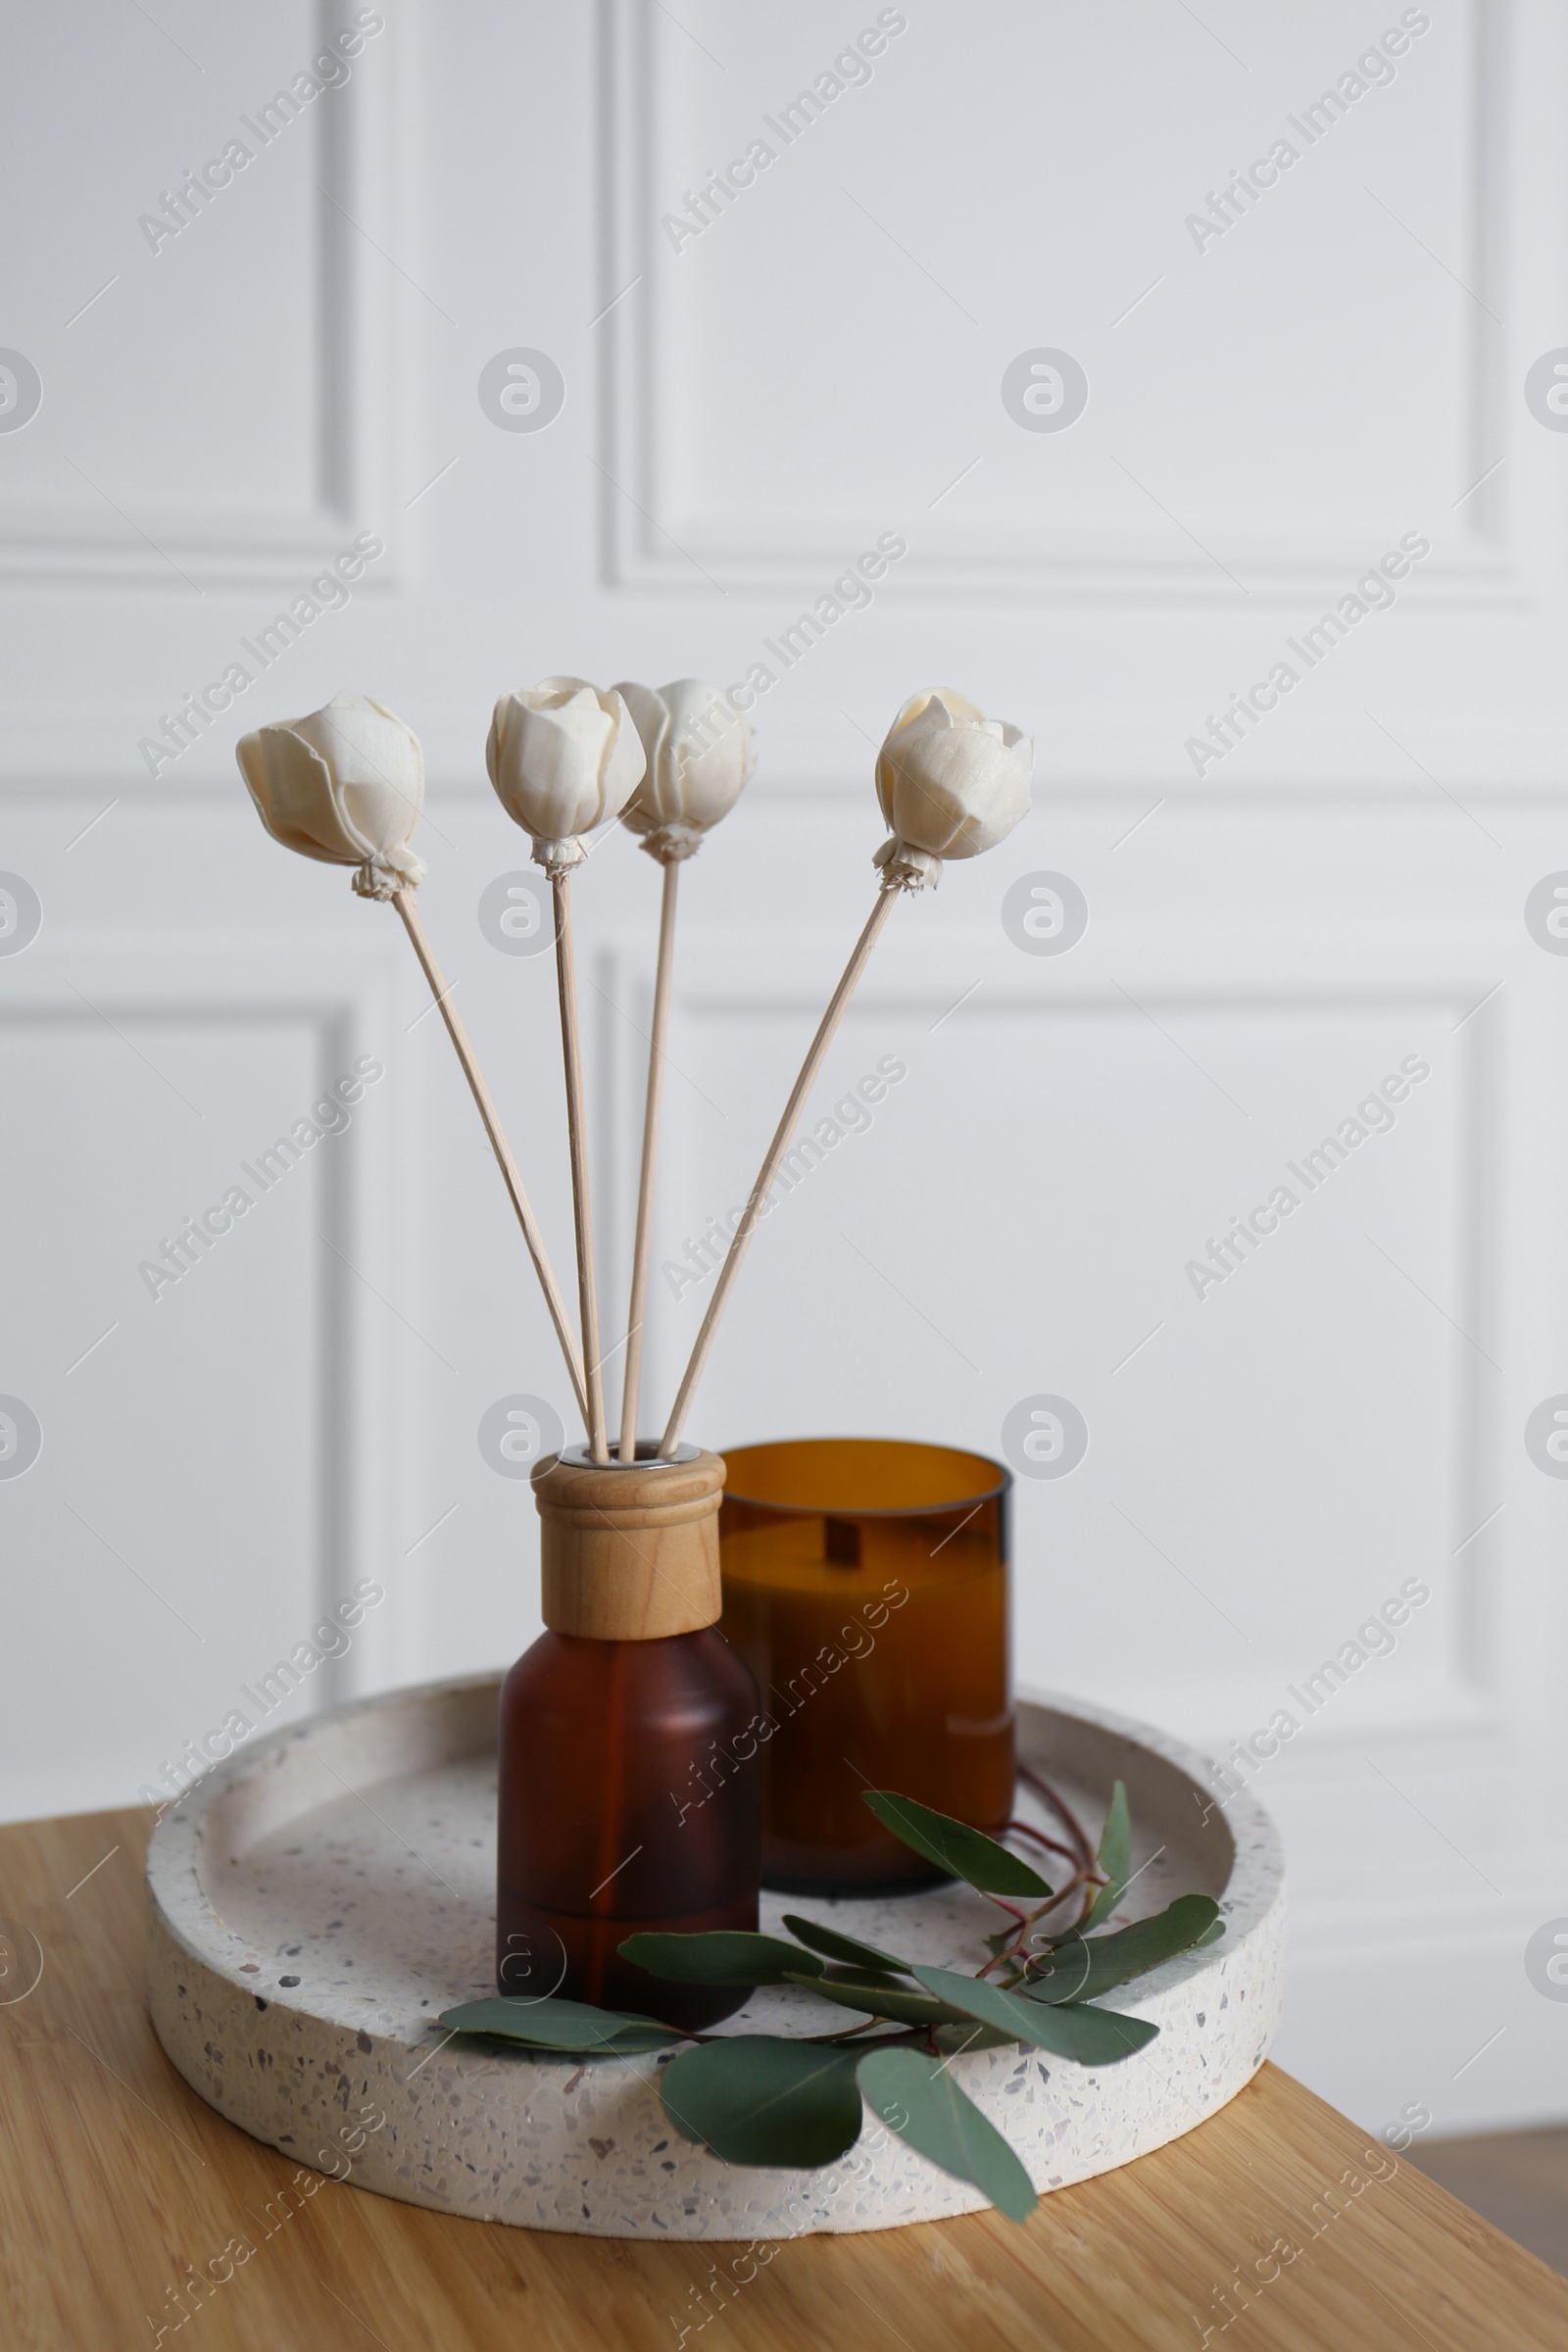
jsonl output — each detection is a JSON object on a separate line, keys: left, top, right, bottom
{"left": 483, "top": 676, "right": 758, "bottom": 2029}
{"left": 236, "top": 680, "right": 1032, "bottom": 2030}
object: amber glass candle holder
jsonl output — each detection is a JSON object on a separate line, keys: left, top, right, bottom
{"left": 718, "top": 1438, "right": 1012, "bottom": 1896}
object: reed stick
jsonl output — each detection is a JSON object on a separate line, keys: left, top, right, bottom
{"left": 392, "top": 888, "right": 588, "bottom": 1426}
{"left": 551, "top": 868, "right": 610, "bottom": 1462}
{"left": 659, "top": 880, "right": 901, "bottom": 1457}
{"left": 618, "top": 858, "right": 680, "bottom": 1460}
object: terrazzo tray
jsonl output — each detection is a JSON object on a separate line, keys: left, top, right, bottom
{"left": 146, "top": 1674, "right": 1285, "bottom": 2239}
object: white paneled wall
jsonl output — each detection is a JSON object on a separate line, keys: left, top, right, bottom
{"left": 3, "top": 0, "right": 1568, "bottom": 2142}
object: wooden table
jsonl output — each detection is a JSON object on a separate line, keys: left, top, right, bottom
{"left": 3, "top": 1807, "right": 1564, "bottom": 2351}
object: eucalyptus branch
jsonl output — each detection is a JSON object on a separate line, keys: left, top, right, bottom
{"left": 439, "top": 1782, "right": 1223, "bottom": 2228}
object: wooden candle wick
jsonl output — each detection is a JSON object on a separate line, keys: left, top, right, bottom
{"left": 391, "top": 888, "right": 588, "bottom": 1425}
{"left": 618, "top": 856, "right": 680, "bottom": 1461}
{"left": 551, "top": 867, "right": 610, "bottom": 1463}
{"left": 659, "top": 879, "right": 903, "bottom": 1458}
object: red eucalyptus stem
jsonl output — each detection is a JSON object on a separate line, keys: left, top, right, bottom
{"left": 1005, "top": 1819, "right": 1079, "bottom": 1867}
{"left": 1017, "top": 1762, "right": 1096, "bottom": 1871}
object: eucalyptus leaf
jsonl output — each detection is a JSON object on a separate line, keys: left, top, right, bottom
{"left": 862, "top": 1791, "right": 1051, "bottom": 1899}
{"left": 781, "top": 1972, "right": 966, "bottom": 2028}
{"left": 437, "top": 1995, "right": 684, "bottom": 2054}
{"left": 912, "top": 1966, "right": 1158, "bottom": 2065}
{"left": 782, "top": 1914, "right": 914, "bottom": 1976}
{"left": 618, "top": 1931, "right": 824, "bottom": 1987}
{"left": 1017, "top": 1938, "right": 1091, "bottom": 2004}
{"left": 1081, "top": 1780, "right": 1131, "bottom": 1932}
{"left": 660, "top": 2036, "right": 864, "bottom": 2167}
{"left": 932, "top": 2019, "right": 1023, "bottom": 2055}
{"left": 858, "top": 2047, "right": 1035, "bottom": 2222}
{"left": 1022, "top": 1997, "right": 1158, "bottom": 2065}
{"left": 820, "top": 1964, "right": 912, "bottom": 1989}
{"left": 1026, "top": 1895, "right": 1222, "bottom": 2004}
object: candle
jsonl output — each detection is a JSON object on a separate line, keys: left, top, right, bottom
{"left": 717, "top": 1440, "right": 1013, "bottom": 1894}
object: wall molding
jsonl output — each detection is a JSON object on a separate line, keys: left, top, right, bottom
{"left": 598, "top": 0, "right": 1524, "bottom": 608}
{"left": 0, "top": 0, "right": 398, "bottom": 590}
{"left": 630, "top": 927, "right": 1508, "bottom": 1763}
{"left": 0, "top": 937, "right": 407, "bottom": 1699}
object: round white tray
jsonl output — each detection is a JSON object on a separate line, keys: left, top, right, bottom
{"left": 146, "top": 1674, "right": 1284, "bottom": 2239}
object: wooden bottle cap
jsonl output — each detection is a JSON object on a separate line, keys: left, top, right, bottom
{"left": 531, "top": 1448, "right": 726, "bottom": 1641}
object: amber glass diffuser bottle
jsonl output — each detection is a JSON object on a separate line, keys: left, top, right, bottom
{"left": 718, "top": 1438, "right": 1012, "bottom": 1895}
{"left": 496, "top": 1446, "right": 761, "bottom": 2034}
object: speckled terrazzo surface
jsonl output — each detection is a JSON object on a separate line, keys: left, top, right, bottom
{"left": 146, "top": 1675, "right": 1285, "bottom": 2238}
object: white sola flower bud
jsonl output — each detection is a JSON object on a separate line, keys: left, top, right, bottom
{"left": 873, "top": 689, "right": 1033, "bottom": 890}
{"left": 236, "top": 692, "right": 426, "bottom": 899}
{"left": 612, "top": 679, "right": 755, "bottom": 862}
{"left": 486, "top": 677, "right": 647, "bottom": 871}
